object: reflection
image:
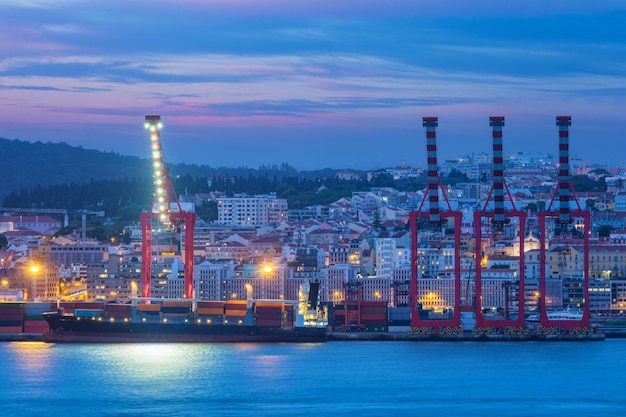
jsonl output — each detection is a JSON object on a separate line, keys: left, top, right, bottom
{"left": 6, "top": 342, "right": 53, "bottom": 376}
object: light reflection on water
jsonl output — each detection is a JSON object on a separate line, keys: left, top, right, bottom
{"left": 2, "top": 340, "right": 626, "bottom": 417}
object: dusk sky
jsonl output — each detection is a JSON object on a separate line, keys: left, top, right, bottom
{"left": 1, "top": 1, "right": 625, "bottom": 170}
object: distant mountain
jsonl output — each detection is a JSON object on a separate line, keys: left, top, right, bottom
{"left": 0, "top": 137, "right": 363, "bottom": 201}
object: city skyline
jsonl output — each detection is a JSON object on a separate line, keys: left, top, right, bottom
{"left": 1, "top": 1, "right": 625, "bottom": 169}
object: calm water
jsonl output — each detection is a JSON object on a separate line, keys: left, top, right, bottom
{"left": 1, "top": 340, "right": 625, "bottom": 417}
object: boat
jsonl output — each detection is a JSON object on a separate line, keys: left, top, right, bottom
{"left": 526, "top": 307, "right": 584, "bottom": 323}
{"left": 43, "top": 287, "right": 328, "bottom": 343}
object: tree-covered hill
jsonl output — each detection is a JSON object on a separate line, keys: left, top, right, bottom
{"left": 0, "top": 137, "right": 357, "bottom": 202}
{"left": 0, "top": 138, "right": 151, "bottom": 200}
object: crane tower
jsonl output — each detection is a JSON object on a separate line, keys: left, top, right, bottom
{"left": 140, "top": 115, "right": 196, "bottom": 299}
{"left": 409, "top": 117, "right": 462, "bottom": 335}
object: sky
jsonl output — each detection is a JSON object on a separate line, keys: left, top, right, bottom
{"left": 1, "top": 0, "right": 625, "bottom": 170}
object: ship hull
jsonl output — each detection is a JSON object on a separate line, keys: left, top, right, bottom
{"left": 43, "top": 313, "right": 327, "bottom": 343}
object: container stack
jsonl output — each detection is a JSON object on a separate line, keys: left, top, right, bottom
{"left": 388, "top": 306, "right": 411, "bottom": 332}
{"left": 24, "top": 302, "right": 53, "bottom": 333}
{"left": 255, "top": 301, "right": 284, "bottom": 328}
{"left": 361, "top": 301, "right": 388, "bottom": 332}
{"left": 0, "top": 302, "right": 25, "bottom": 333}
{"left": 224, "top": 300, "right": 248, "bottom": 325}
{"left": 161, "top": 300, "right": 192, "bottom": 323}
{"left": 104, "top": 303, "right": 132, "bottom": 319}
{"left": 136, "top": 303, "right": 161, "bottom": 322}
{"left": 196, "top": 300, "right": 224, "bottom": 325}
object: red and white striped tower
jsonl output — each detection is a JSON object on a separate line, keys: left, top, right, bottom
{"left": 490, "top": 116, "right": 506, "bottom": 227}
{"left": 538, "top": 115, "right": 590, "bottom": 331}
{"left": 410, "top": 116, "right": 461, "bottom": 332}
{"left": 474, "top": 116, "right": 526, "bottom": 333}
{"left": 557, "top": 115, "right": 572, "bottom": 226}
{"left": 423, "top": 116, "right": 440, "bottom": 224}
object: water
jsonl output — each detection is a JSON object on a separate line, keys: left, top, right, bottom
{"left": 1, "top": 340, "right": 625, "bottom": 417}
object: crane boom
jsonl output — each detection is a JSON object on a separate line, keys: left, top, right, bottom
{"left": 141, "top": 115, "right": 196, "bottom": 299}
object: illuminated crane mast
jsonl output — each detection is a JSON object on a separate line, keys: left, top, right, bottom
{"left": 140, "top": 115, "right": 196, "bottom": 299}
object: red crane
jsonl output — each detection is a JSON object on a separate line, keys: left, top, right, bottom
{"left": 140, "top": 115, "right": 196, "bottom": 299}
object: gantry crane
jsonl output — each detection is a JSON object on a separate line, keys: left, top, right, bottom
{"left": 140, "top": 115, "right": 196, "bottom": 299}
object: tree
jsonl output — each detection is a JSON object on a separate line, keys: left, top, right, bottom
{"left": 443, "top": 168, "right": 469, "bottom": 186}
{"left": 599, "top": 225, "right": 613, "bottom": 237}
{"left": 0, "top": 233, "right": 7, "bottom": 249}
{"left": 372, "top": 208, "right": 382, "bottom": 231}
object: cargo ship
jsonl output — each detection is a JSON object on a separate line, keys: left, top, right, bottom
{"left": 42, "top": 294, "right": 328, "bottom": 343}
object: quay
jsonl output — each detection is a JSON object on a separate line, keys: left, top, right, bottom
{"left": 328, "top": 331, "right": 606, "bottom": 342}
{"left": 0, "top": 329, "right": 617, "bottom": 342}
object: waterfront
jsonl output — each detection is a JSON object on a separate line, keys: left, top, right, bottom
{"left": 1, "top": 341, "right": 625, "bottom": 416}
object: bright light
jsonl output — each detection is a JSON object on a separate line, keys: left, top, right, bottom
{"left": 262, "top": 265, "right": 273, "bottom": 274}
{"left": 29, "top": 265, "right": 40, "bottom": 273}
{"left": 144, "top": 122, "right": 149, "bottom": 129}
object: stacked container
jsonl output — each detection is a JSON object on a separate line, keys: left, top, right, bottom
{"left": 361, "top": 301, "right": 388, "bottom": 332}
{"left": 136, "top": 303, "right": 161, "bottom": 322}
{"left": 0, "top": 302, "right": 25, "bottom": 333}
{"left": 24, "top": 302, "right": 53, "bottom": 333}
{"left": 255, "top": 301, "right": 284, "bottom": 328}
{"left": 196, "top": 301, "right": 224, "bottom": 325}
{"left": 161, "top": 300, "right": 192, "bottom": 323}
{"left": 104, "top": 303, "right": 132, "bottom": 319}
{"left": 224, "top": 300, "right": 247, "bottom": 325}
{"left": 388, "top": 306, "right": 411, "bottom": 332}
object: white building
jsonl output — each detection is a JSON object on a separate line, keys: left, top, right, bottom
{"left": 217, "top": 195, "right": 288, "bottom": 226}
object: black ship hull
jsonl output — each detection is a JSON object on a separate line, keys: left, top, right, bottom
{"left": 43, "top": 313, "right": 327, "bottom": 343}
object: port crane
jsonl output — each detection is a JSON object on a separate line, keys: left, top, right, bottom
{"left": 140, "top": 115, "right": 196, "bottom": 299}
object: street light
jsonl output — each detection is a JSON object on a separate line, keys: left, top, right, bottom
{"left": 28, "top": 264, "right": 41, "bottom": 301}
{"left": 261, "top": 264, "right": 273, "bottom": 299}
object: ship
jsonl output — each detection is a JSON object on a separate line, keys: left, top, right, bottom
{"left": 42, "top": 285, "right": 328, "bottom": 343}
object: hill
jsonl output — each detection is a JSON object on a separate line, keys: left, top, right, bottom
{"left": 0, "top": 137, "right": 352, "bottom": 202}
{"left": 0, "top": 138, "right": 152, "bottom": 200}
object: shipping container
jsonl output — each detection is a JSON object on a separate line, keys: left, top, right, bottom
{"left": 0, "top": 320, "right": 24, "bottom": 327}
{"left": 0, "top": 312, "right": 24, "bottom": 321}
{"left": 197, "top": 301, "right": 225, "bottom": 309}
{"left": 224, "top": 310, "right": 247, "bottom": 318}
{"left": 197, "top": 307, "right": 224, "bottom": 315}
{"left": 74, "top": 302, "right": 106, "bottom": 309}
{"left": 388, "top": 319, "right": 411, "bottom": 326}
{"left": 23, "top": 320, "right": 49, "bottom": 333}
{"left": 224, "top": 300, "right": 247, "bottom": 309}
{"left": 0, "top": 303, "right": 25, "bottom": 309}
{"left": 105, "top": 303, "right": 132, "bottom": 310}
{"left": 137, "top": 304, "right": 161, "bottom": 312}
{"left": 24, "top": 315, "right": 47, "bottom": 321}
{"left": 26, "top": 302, "right": 54, "bottom": 315}
{"left": 255, "top": 319, "right": 282, "bottom": 327}
{"left": 0, "top": 326, "right": 23, "bottom": 333}
{"left": 75, "top": 309, "right": 102, "bottom": 318}
{"left": 161, "top": 306, "right": 190, "bottom": 314}
{"left": 162, "top": 301, "right": 192, "bottom": 308}
{"left": 388, "top": 325, "right": 411, "bottom": 333}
